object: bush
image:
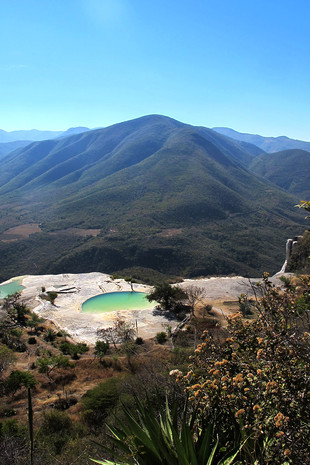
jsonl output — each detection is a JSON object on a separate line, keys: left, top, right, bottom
{"left": 44, "top": 329, "right": 57, "bottom": 342}
{"left": 40, "top": 410, "right": 72, "bottom": 454}
{"left": 156, "top": 332, "right": 167, "bottom": 344}
{"left": 94, "top": 340, "right": 110, "bottom": 360}
{"left": 135, "top": 337, "right": 144, "bottom": 345}
{"left": 59, "top": 342, "right": 89, "bottom": 359}
{"left": 47, "top": 291, "right": 58, "bottom": 304}
{"left": 181, "top": 274, "right": 310, "bottom": 464}
{"left": 81, "top": 377, "right": 121, "bottom": 427}
{"left": 27, "top": 337, "right": 37, "bottom": 345}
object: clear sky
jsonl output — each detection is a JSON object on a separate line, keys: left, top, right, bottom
{"left": 1, "top": 0, "right": 309, "bottom": 140}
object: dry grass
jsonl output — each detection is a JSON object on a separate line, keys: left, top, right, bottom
{"left": 0, "top": 223, "right": 42, "bottom": 242}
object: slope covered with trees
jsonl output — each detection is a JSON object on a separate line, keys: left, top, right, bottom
{"left": 0, "top": 115, "right": 305, "bottom": 281}
{"left": 249, "top": 149, "right": 310, "bottom": 198}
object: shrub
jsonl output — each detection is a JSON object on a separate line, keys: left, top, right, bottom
{"left": 59, "top": 342, "right": 89, "bottom": 359}
{"left": 44, "top": 329, "right": 57, "bottom": 342}
{"left": 181, "top": 274, "right": 310, "bottom": 465}
{"left": 156, "top": 332, "right": 167, "bottom": 344}
{"left": 94, "top": 340, "right": 110, "bottom": 360}
{"left": 238, "top": 293, "right": 253, "bottom": 317}
{"left": 27, "top": 337, "right": 37, "bottom": 345}
{"left": 47, "top": 291, "right": 58, "bottom": 305}
{"left": 40, "top": 410, "right": 72, "bottom": 454}
{"left": 81, "top": 377, "right": 121, "bottom": 427}
{"left": 92, "top": 397, "right": 242, "bottom": 465}
{"left": 135, "top": 337, "right": 144, "bottom": 345}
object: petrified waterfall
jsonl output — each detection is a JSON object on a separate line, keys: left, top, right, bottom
{"left": 277, "top": 236, "right": 303, "bottom": 274}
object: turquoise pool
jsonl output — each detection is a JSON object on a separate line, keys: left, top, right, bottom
{"left": 82, "top": 291, "right": 154, "bottom": 313}
{"left": 0, "top": 280, "right": 25, "bottom": 299}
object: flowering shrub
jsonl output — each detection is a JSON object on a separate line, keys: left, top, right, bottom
{"left": 178, "top": 274, "right": 310, "bottom": 464}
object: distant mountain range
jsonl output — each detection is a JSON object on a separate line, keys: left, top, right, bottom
{"left": 213, "top": 127, "right": 310, "bottom": 153}
{"left": 0, "top": 126, "right": 90, "bottom": 144}
{"left": 0, "top": 115, "right": 306, "bottom": 282}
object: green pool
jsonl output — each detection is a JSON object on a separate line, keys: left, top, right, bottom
{"left": 82, "top": 291, "right": 154, "bottom": 313}
{"left": 0, "top": 280, "right": 25, "bottom": 299}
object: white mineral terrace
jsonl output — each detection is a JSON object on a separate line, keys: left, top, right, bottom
{"left": 1, "top": 272, "right": 284, "bottom": 344}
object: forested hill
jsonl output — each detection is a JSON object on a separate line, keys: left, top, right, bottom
{"left": 0, "top": 115, "right": 305, "bottom": 282}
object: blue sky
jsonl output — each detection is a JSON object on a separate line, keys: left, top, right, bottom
{"left": 1, "top": 0, "right": 309, "bottom": 140}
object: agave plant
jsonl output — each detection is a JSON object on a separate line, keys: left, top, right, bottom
{"left": 91, "top": 397, "right": 242, "bottom": 465}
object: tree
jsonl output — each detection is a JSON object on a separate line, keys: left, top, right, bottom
{"left": 37, "top": 354, "right": 74, "bottom": 381}
{"left": 183, "top": 285, "right": 206, "bottom": 316}
{"left": 4, "top": 370, "right": 37, "bottom": 398}
{"left": 27, "top": 312, "right": 44, "bottom": 334}
{"left": 97, "top": 317, "right": 136, "bottom": 349}
{"left": 147, "top": 282, "right": 187, "bottom": 311}
{"left": 7, "top": 301, "right": 30, "bottom": 325}
{"left": 124, "top": 276, "right": 138, "bottom": 291}
{"left": 0, "top": 345, "right": 16, "bottom": 379}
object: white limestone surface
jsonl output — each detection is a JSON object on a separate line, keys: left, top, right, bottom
{"left": 19, "top": 272, "right": 172, "bottom": 344}
{"left": 3, "top": 273, "right": 285, "bottom": 344}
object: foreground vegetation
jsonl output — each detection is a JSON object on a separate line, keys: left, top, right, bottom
{"left": 0, "top": 272, "right": 309, "bottom": 464}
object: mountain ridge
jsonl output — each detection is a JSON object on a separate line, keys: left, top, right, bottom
{"left": 0, "top": 126, "right": 90, "bottom": 143}
{"left": 213, "top": 127, "right": 310, "bottom": 153}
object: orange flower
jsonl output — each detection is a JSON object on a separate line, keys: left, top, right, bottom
{"left": 235, "top": 409, "right": 245, "bottom": 419}
{"left": 253, "top": 405, "right": 260, "bottom": 413}
{"left": 191, "top": 384, "right": 201, "bottom": 390}
{"left": 284, "top": 449, "right": 291, "bottom": 456}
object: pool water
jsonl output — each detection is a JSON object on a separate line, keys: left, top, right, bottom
{"left": 82, "top": 291, "right": 154, "bottom": 313}
{"left": 0, "top": 280, "right": 25, "bottom": 299}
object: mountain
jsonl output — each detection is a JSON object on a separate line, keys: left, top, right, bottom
{"left": 0, "top": 140, "right": 32, "bottom": 157}
{"left": 249, "top": 149, "right": 310, "bottom": 199}
{"left": 213, "top": 127, "right": 310, "bottom": 153}
{"left": 0, "top": 127, "right": 90, "bottom": 143}
{"left": 57, "top": 127, "right": 91, "bottom": 138}
{"left": 0, "top": 115, "right": 305, "bottom": 282}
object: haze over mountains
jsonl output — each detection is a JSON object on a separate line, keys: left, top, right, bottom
{"left": 213, "top": 127, "right": 310, "bottom": 153}
{"left": 0, "top": 115, "right": 307, "bottom": 282}
{"left": 0, "top": 126, "right": 90, "bottom": 147}
{"left": 0, "top": 127, "right": 91, "bottom": 158}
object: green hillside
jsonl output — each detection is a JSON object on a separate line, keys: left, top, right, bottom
{"left": 249, "top": 149, "right": 310, "bottom": 198}
{"left": 0, "top": 115, "right": 305, "bottom": 282}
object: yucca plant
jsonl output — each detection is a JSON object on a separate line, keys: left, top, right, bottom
{"left": 91, "top": 397, "right": 242, "bottom": 465}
